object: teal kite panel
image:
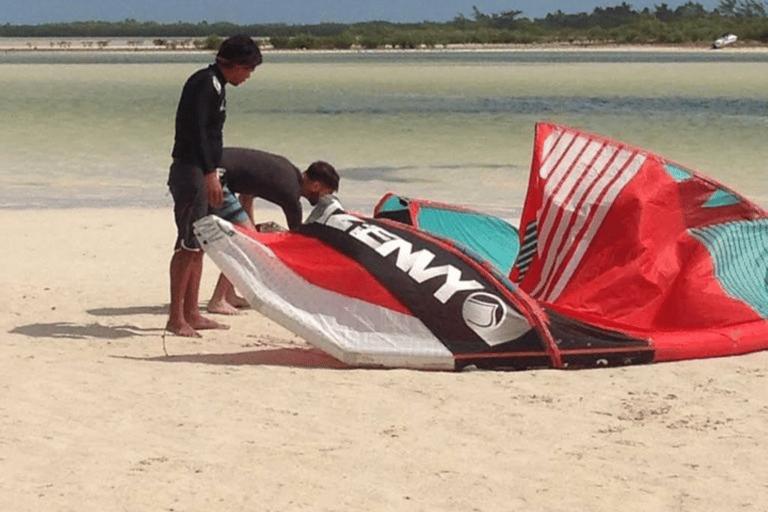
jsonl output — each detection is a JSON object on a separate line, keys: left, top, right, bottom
{"left": 704, "top": 189, "right": 741, "bottom": 208}
{"left": 664, "top": 163, "right": 692, "bottom": 182}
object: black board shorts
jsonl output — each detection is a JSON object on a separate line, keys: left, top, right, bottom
{"left": 168, "top": 161, "right": 248, "bottom": 251}
{"left": 168, "top": 160, "right": 207, "bottom": 251}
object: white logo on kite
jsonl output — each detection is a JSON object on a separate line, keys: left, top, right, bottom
{"left": 323, "top": 211, "right": 483, "bottom": 303}
{"left": 462, "top": 292, "right": 531, "bottom": 347}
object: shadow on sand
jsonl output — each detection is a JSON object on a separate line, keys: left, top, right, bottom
{"left": 10, "top": 303, "right": 349, "bottom": 369}
{"left": 87, "top": 305, "right": 167, "bottom": 316}
{"left": 121, "top": 346, "right": 350, "bottom": 369}
{"left": 9, "top": 322, "right": 160, "bottom": 340}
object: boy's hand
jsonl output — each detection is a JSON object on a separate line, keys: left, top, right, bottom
{"left": 205, "top": 171, "right": 223, "bottom": 207}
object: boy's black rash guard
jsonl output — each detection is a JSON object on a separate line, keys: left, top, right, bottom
{"left": 171, "top": 64, "right": 227, "bottom": 174}
{"left": 219, "top": 147, "right": 304, "bottom": 231}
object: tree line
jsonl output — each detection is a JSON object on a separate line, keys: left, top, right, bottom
{"left": 2, "top": 1, "right": 768, "bottom": 49}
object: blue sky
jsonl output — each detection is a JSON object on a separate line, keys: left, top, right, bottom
{"left": 4, "top": 0, "right": 720, "bottom": 25}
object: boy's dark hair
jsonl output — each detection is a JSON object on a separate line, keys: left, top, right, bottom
{"left": 216, "top": 35, "right": 262, "bottom": 68}
{"left": 305, "top": 161, "right": 340, "bottom": 192}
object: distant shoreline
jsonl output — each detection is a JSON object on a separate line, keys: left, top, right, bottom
{"left": 2, "top": 36, "right": 768, "bottom": 53}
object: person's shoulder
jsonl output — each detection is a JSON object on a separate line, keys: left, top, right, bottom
{"left": 305, "top": 194, "right": 344, "bottom": 225}
{"left": 185, "top": 65, "right": 212, "bottom": 81}
{"left": 320, "top": 194, "right": 342, "bottom": 208}
{"left": 183, "top": 65, "right": 220, "bottom": 91}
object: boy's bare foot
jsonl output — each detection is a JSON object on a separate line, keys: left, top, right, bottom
{"left": 227, "top": 295, "right": 250, "bottom": 309}
{"left": 166, "top": 320, "right": 202, "bottom": 338}
{"left": 207, "top": 299, "right": 240, "bottom": 316}
{"left": 189, "top": 315, "right": 230, "bottom": 331}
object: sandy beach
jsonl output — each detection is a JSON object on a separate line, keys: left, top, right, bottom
{"left": 1, "top": 206, "right": 766, "bottom": 511}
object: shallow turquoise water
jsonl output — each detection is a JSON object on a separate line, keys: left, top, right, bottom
{"left": 1, "top": 50, "right": 767, "bottom": 214}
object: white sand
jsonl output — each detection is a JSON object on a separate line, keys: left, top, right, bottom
{"left": 1, "top": 207, "right": 767, "bottom": 511}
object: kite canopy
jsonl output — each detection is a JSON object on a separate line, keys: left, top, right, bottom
{"left": 374, "top": 193, "right": 520, "bottom": 276}
{"left": 194, "top": 122, "right": 768, "bottom": 370}
{"left": 513, "top": 122, "right": 768, "bottom": 363}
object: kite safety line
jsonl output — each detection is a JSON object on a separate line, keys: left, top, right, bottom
{"left": 161, "top": 328, "right": 170, "bottom": 357}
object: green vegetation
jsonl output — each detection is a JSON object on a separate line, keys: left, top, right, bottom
{"left": 2, "top": 1, "right": 768, "bottom": 49}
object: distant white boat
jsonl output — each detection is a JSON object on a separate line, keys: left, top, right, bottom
{"left": 713, "top": 33, "right": 737, "bottom": 49}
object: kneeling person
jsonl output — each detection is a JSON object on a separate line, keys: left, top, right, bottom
{"left": 207, "top": 147, "right": 305, "bottom": 314}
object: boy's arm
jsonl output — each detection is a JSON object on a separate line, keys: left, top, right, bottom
{"left": 239, "top": 194, "right": 256, "bottom": 225}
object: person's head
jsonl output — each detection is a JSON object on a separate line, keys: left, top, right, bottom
{"left": 216, "top": 35, "right": 262, "bottom": 86}
{"left": 301, "top": 161, "right": 339, "bottom": 205}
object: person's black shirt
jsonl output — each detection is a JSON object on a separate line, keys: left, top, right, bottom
{"left": 220, "top": 148, "right": 304, "bottom": 230}
{"left": 171, "top": 64, "right": 227, "bottom": 174}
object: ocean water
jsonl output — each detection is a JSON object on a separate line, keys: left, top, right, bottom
{"left": 1, "top": 49, "right": 768, "bottom": 216}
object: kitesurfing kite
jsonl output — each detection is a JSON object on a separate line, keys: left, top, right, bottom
{"left": 194, "top": 122, "right": 768, "bottom": 370}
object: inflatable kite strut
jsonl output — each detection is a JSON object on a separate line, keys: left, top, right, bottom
{"left": 194, "top": 122, "right": 768, "bottom": 370}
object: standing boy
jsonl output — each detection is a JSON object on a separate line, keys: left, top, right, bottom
{"left": 166, "top": 35, "right": 262, "bottom": 338}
